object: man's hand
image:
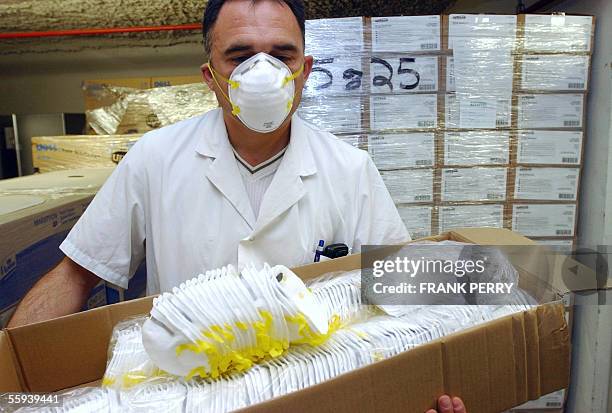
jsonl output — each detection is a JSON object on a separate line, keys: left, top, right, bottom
{"left": 426, "top": 395, "right": 466, "bottom": 413}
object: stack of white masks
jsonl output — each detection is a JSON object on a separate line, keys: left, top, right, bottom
{"left": 141, "top": 264, "right": 331, "bottom": 379}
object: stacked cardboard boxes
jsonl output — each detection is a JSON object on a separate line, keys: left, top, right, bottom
{"left": 299, "top": 14, "right": 593, "bottom": 256}
{"left": 0, "top": 169, "right": 146, "bottom": 327}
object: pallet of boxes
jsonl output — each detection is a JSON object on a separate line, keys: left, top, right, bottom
{"left": 31, "top": 75, "right": 218, "bottom": 173}
{"left": 297, "top": 13, "right": 594, "bottom": 412}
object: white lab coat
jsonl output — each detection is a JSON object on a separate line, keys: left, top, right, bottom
{"left": 60, "top": 109, "right": 410, "bottom": 294}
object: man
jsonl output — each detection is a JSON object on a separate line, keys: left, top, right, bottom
{"left": 9, "top": 0, "right": 408, "bottom": 325}
{"left": 9, "top": 1, "right": 466, "bottom": 411}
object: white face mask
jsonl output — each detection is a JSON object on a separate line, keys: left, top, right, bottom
{"left": 209, "top": 52, "right": 304, "bottom": 133}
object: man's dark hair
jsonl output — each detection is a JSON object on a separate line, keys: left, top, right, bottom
{"left": 202, "top": 0, "right": 306, "bottom": 57}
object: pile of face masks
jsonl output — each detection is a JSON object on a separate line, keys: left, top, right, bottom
{"left": 20, "top": 244, "right": 539, "bottom": 412}
{"left": 141, "top": 264, "right": 331, "bottom": 379}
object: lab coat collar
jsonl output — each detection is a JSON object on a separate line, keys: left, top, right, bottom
{"left": 196, "top": 109, "right": 317, "bottom": 232}
{"left": 195, "top": 109, "right": 316, "bottom": 177}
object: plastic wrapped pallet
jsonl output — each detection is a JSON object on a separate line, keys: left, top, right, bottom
{"left": 86, "top": 83, "right": 218, "bottom": 135}
{"left": 296, "top": 15, "right": 593, "bottom": 248}
{"left": 31, "top": 134, "right": 142, "bottom": 173}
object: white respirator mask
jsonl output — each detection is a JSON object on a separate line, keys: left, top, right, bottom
{"left": 208, "top": 52, "right": 304, "bottom": 133}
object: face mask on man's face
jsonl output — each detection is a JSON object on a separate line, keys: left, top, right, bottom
{"left": 208, "top": 52, "right": 304, "bottom": 133}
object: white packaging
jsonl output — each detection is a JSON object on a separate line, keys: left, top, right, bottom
{"left": 512, "top": 204, "right": 576, "bottom": 237}
{"left": 445, "top": 94, "right": 511, "bottom": 129}
{"left": 514, "top": 167, "right": 580, "bottom": 201}
{"left": 370, "top": 94, "right": 437, "bottom": 130}
{"left": 305, "top": 17, "right": 364, "bottom": 53}
{"left": 439, "top": 204, "right": 504, "bottom": 233}
{"left": 370, "top": 55, "right": 438, "bottom": 93}
{"left": 298, "top": 96, "right": 362, "bottom": 133}
{"left": 368, "top": 133, "right": 435, "bottom": 169}
{"left": 396, "top": 205, "right": 433, "bottom": 239}
{"left": 517, "top": 130, "right": 582, "bottom": 165}
{"left": 371, "top": 15, "right": 440, "bottom": 52}
{"left": 448, "top": 14, "right": 517, "bottom": 50}
{"left": 305, "top": 56, "right": 364, "bottom": 96}
{"left": 524, "top": 14, "right": 593, "bottom": 52}
{"left": 520, "top": 54, "right": 590, "bottom": 91}
{"left": 444, "top": 131, "right": 510, "bottom": 165}
{"left": 441, "top": 167, "right": 507, "bottom": 202}
{"left": 380, "top": 169, "right": 434, "bottom": 203}
{"left": 517, "top": 94, "right": 584, "bottom": 129}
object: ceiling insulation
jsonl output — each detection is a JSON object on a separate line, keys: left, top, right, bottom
{"left": 0, "top": 0, "right": 456, "bottom": 55}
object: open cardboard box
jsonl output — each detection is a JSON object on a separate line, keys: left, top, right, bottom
{"left": 1, "top": 228, "right": 599, "bottom": 413}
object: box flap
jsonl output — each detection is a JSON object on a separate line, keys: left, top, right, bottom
{"left": 7, "top": 306, "right": 113, "bottom": 392}
{"left": 0, "top": 330, "right": 23, "bottom": 392}
{"left": 447, "top": 228, "right": 600, "bottom": 295}
{"left": 4, "top": 296, "right": 155, "bottom": 392}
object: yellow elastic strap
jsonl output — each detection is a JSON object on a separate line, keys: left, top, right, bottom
{"left": 282, "top": 64, "right": 304, "bottom": 87}
{"left": 208, "top": 63, "right": 241, "bottom": 115}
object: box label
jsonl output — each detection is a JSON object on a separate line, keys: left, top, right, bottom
{"left": 368, "top": 133, "right": 435, "bottom": 169}
{"left": 445, "top": 94, "right": 511, "bottom": 129}
{"left": 439, "top": 204, "right": 504, "bottom": 233}
{"left": 514, "top": 167, "right": 580, "bottom": 201}
{"left": 517, "top": 130, "right": 582, "bottom": 165}
{"left": 396, "top": 205, "right": 433, "bottom": 239}
{"left": 512, "top": 204, "right": 576, "bottom": 237}
{"left": 518, "top": 94, "right": 584, "bottom": 129}
{"left": 524, "top": 15, "right": 593, "bottom": 52}
{"left": 370, "top": 94, "right": 437, "bottom": 130}
{"left": 521, "top": 54, "right": 590, "bottom": 91}
{"left": 441, "top": 167, "right": 507, "bottom": 201}
{"left": 444, "top": 131, "right": 510, "bottom": 165}
{"left": 370, "top": 55, "right": 438, "bottom": 93}
{"left": 372, "top": 15, "right": 440, "bottom": 52}
{"left": 380, "top": 169, "right": 434, "bottom": 203}
{"left": 448, "top": 14, "right": 517, "bottom": 50}
{"left": 306, "top": 17, "right": 364, "bottom": 54}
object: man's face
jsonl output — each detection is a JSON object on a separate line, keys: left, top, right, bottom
{"left": 201, "top": 0, "right": 313, "bottom": 129}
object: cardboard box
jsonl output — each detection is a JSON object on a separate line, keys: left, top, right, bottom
{"left": 0, "top": 169, "right": 115, "bottom": 326}
{"left": 31, "top": 134, "right": 142, "bottom": 173}
{"left": 438, "top": 204, "right": 505, "bottom": 233}
{"left": 370, "top": 15, "right": 441, "bottom": 53}
{"left": 0, "top": 169, "right": 147, "bottom": 327}
{"left": 445, "top": 93, "right": 512, "bottom": 130}
{"left": 517, "top": 54, "right": 590, "bottom": 92}
{"left": 396, "top": 204, "right": 434, "bottom": 239}
{"left": 442, "top": 131, "right": 510, "bottom": 166}
{"left": 512, "top": 204, "right": 577, "bottom": 237}
{"left": 516, "top": 94, "right": 585, "bottom": 130}
{"left": 370, "top": 94, "right": 438, "bottom": 130}
{"left": 516, "top": 131, "right": 583, "bottom": 166}
{"left": 513, "top": 167, "right": 580, "bottom": 202}
{"left": 440, "top": 167, "right": 508, "bottom": 202}
{"left": 0, "top": 228, "right": 579, "bottom": 413}
{"left": 380, "top": 168, "right": 434, "bottom": 204}
{"left": 520, "top": 14, "right": 595, "bottom": 53}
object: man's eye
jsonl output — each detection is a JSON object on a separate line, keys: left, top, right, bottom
{"left": 232, "top": 56, "right": 249, "bottom": 64}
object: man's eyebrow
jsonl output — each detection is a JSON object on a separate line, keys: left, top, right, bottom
{"left": 271, "top": 43, "right": 299, "bottom": 52}
{"left": 223, "top": 44, "right": 254, "bottom": 55}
